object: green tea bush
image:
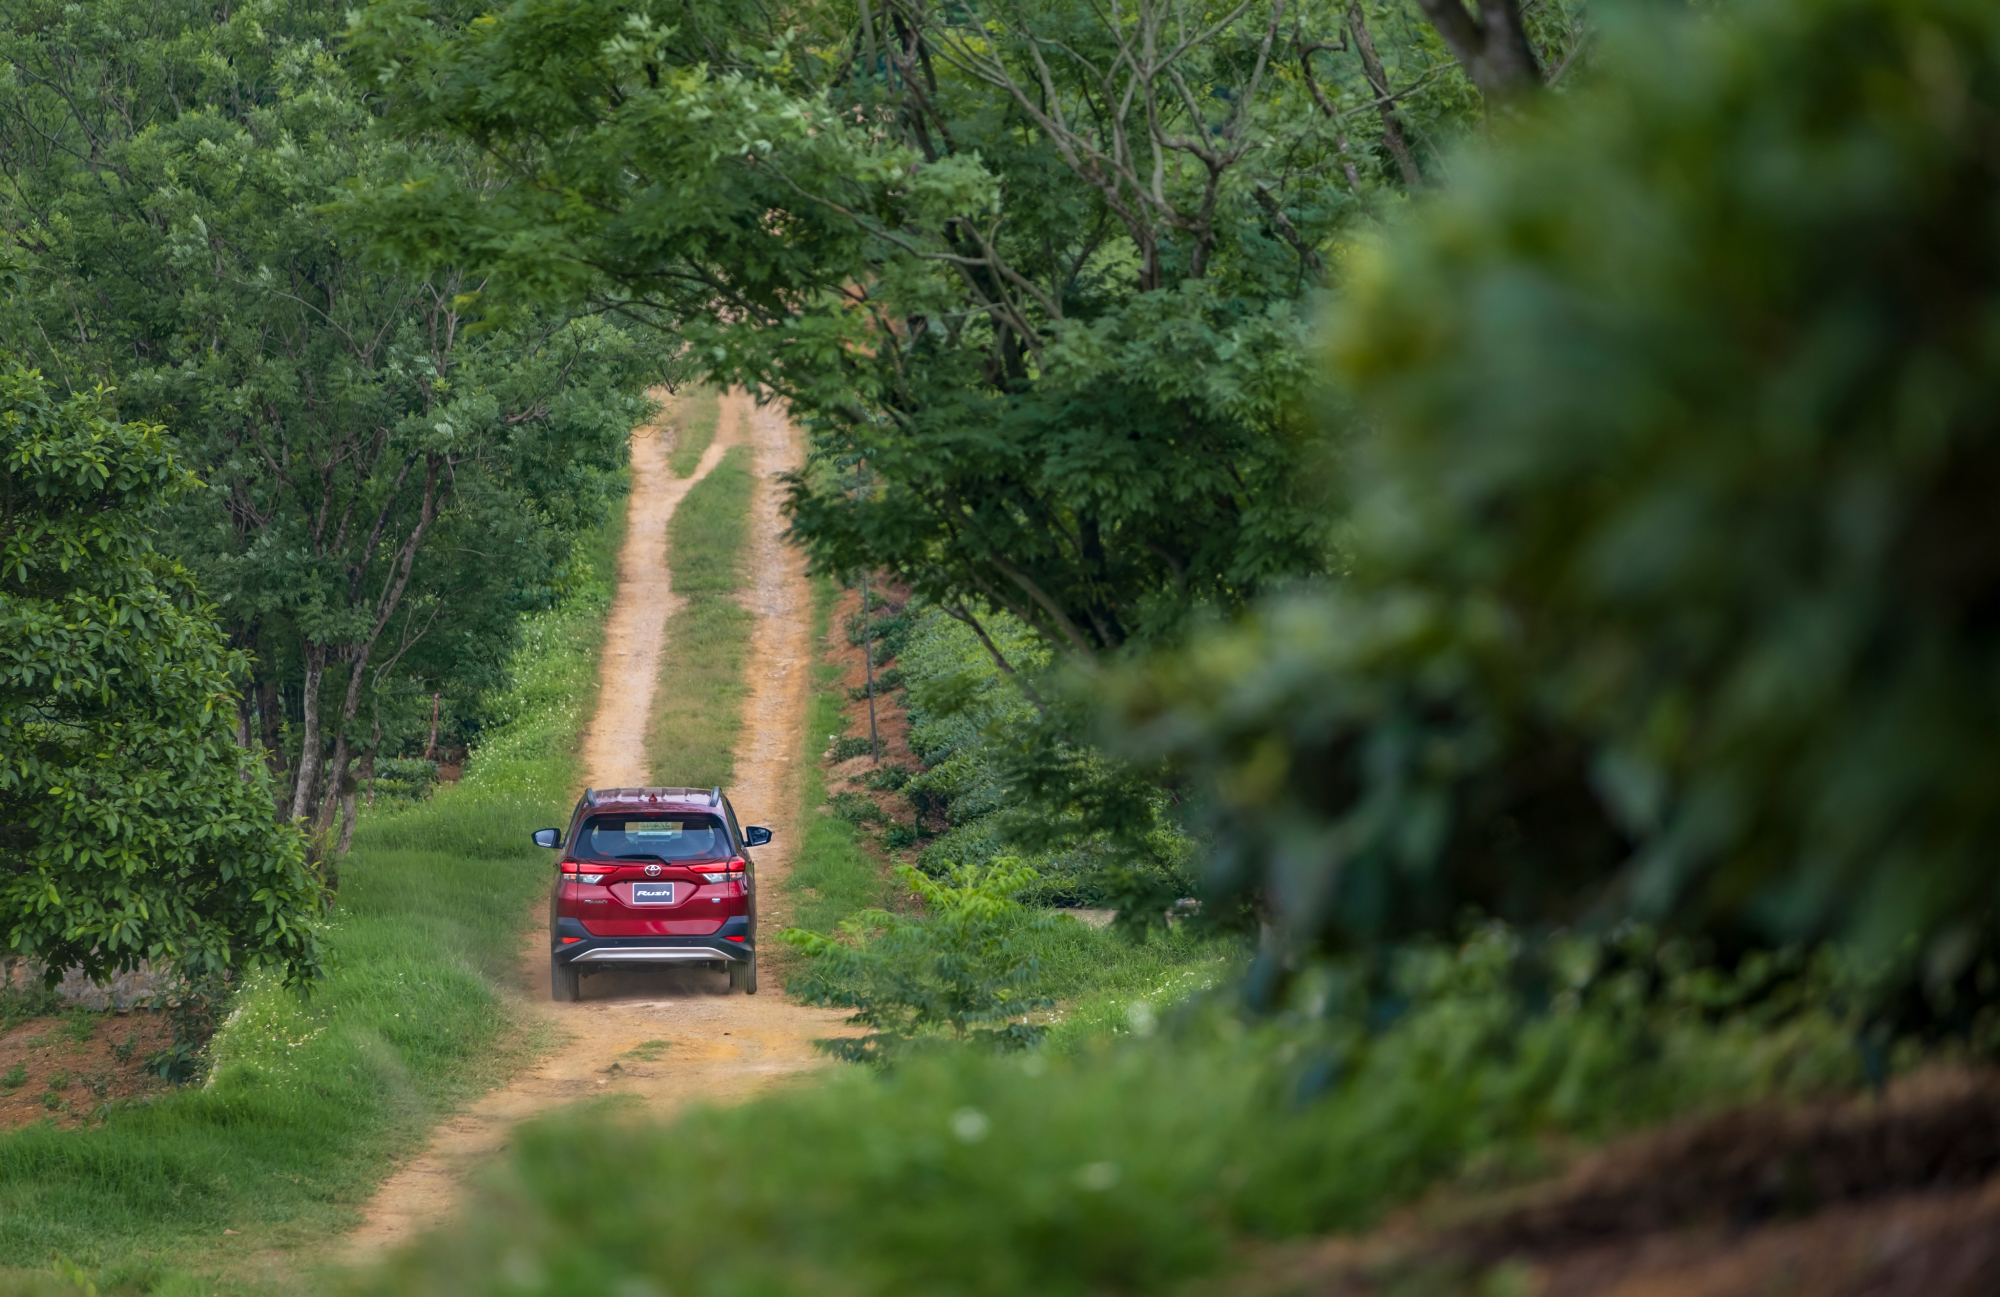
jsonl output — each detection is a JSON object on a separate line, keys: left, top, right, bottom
{"left": 861, "top": 764, "right": 913, "bottom": 792}
{"left": 898, "top": 606, "right": 1194, "bottom": 908}
{"left": 783, "top": 860, "right": 1057, "bottom": 1062}
{"left": 847, "top": 665, "right": 904, "bottom": 699}
{"left": 827, "top": 735, "right": 877, "bottom": 762}
{"left": 845, "top": 605, "right": 915, "bottom": 656}
{"left": 826, "top": 791, "right": 889, "bottom": 827}
{"left": 366, "top": 758, "right": 440, "bottom": 805}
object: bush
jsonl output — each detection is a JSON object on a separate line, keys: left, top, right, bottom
{"left": 827, "top": 735, "right": 877, "bottom": 762}
{"left": 862, "top": 764, "right": 913, "bottom": 792}
{"left": 847, "top": 665, "right": 904, "bottom": 699}
{"left": 0, "top": 367, "right": 322, "bottom": 987}
{"left": 367, "top": 757, "right": 440, "bottom": 804}
{"left": 897, "top": 605, "right": 1194, "bottom": 908}
{"left": 1114, "top": 0, "right": 2000, "bottom": 1019}
{"left": 827, "top": 791, "right": 889, "bottom": 827}
{"left": 782, "top": 860, "right": 1057, "bottom": 1063}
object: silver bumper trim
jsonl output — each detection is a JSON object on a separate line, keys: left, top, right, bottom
{"left": 568, "top": 946, "right": 739, "bottom": 964}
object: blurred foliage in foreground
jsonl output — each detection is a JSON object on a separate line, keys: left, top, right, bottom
{"left": 1115, "top": 0, "right": 2000, "bottom": 1040}
{"left": 348, "top": 924, "right": 1860, "bottom": 1297}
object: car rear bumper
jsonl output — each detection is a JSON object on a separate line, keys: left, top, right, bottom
{"left": 551, "top": 915, "right": 752, "bottom": 966}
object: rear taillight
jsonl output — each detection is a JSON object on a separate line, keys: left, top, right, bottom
{"left": 560, "top": 860, "right": 609, "bottom": 884}
{"left": 698, "top": 858, "right": 748, "bottom": 885}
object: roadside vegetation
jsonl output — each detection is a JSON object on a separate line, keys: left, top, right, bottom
{"left": 339, "top": 0, "right": 2000, "bottom": 1291}
{"left": 2, "top": 0, "right": 1998, "bottom": 1290}
{"left": 645, "top": 443, "right": 756, "bottom": 788}
{"left": 777, "top": 574, "right": 1237, "bottom": 1059}
{"left": 782, "top": 579, "right": 898, "bottom": 944}
{"left": 0, "top": 513, "right": 619, "bottom": 1292}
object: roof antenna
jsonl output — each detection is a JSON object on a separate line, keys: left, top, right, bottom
{"left": 709, "top": 786, "right": 721, "bottom": 806}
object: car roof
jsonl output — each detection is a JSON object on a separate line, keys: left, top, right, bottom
{"left": 580, "top": 786, "right": 725, "bottom": 813}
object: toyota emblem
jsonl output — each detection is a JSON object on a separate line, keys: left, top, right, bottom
{"left": 644, "top": 863, "right": 663, "bottom": 877}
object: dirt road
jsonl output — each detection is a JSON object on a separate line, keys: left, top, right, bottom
{"left": 339, "top": 390, "right": 849, "bottom": 1265}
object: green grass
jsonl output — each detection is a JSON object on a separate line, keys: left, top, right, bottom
{"left": 781, "top": 577, "right": 897, "bottom": 959}
{"left": 347, "top": 943, "right": 1866, "bottom": 1297}
{"left": 1032, "top": 922, "right": 1243, "bottom": 1055}
{"left": 0, "top": 511, "right": 623, "bottom": 1295}
{"left": 648, "top": 443, "right": 755, "bottom": 788}
{"left": 665, "top": 385, "right": 722, "bottom": 478}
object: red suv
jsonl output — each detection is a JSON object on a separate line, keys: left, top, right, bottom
{"left": 532, "top": 786, "right": 771, "bottom": 1002}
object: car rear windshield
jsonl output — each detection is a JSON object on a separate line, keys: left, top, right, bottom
{"left": 575, "top": 814, "right": 730, "bottom": 861}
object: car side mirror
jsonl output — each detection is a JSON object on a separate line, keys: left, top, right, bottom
{"left": 532, "top": 828, "right": 562, "bottom": 849}
{"left": 744, "top": 826, "right": 773, "bottom": 847}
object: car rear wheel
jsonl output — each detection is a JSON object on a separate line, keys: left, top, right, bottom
{"left": 551, "top": 956, "right": 581, "bottom": 1002}
{"left": 729, "top": 954, "right": 757, "bottom": 995}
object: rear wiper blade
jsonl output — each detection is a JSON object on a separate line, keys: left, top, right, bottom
{"left": 613, "top": 854, "right": 671, "bottom": 863}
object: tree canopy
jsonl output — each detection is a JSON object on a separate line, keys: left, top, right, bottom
{"left": 344, "top": 0, "right": 1577, "bottom": 658}
{"left": 0, "top": 365, "right": 323, "bottom": 986}
{"left": 1115, "top": 0, "right": 2000, "bottom": 1013}
{"left": 0, "top": 0, "right": 660, "bottom": 854}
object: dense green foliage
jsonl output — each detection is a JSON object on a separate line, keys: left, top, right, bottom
{"left": 0, "top": 0, "right": 658, "bottom": 846}
{"left": 784, "top": 859, "right": 1057, "bottom": 1060}
{"left": 0, "top": 509, "right": 618, "bottom": 1290}
{"left": 1116, "top": 0, "right": 2000, "bottom": 1030}
{"left": 891, "top": 602, "right": 1194, "bottom": 906}
{"left": 647, "top": 443, "right": 756, "bottom": 786}
{"left": 0, "top": 368, "right": 321, "bottom": 986}
{"left": 344, "top": 0, "right": 1557, "bottom": 658}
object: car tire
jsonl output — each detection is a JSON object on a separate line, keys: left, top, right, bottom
{"left": 729, "top": 955, "right": 757, "bottom": 995}
{"left": 551, "top": 956, "right": 581, "bottom": 1002}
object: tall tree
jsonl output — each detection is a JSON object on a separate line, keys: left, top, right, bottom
{"left": 344, "top": 0, "right": 1514, "bottom": 666}
{"left": 0, "top": 4, "right": 657, "bottom": 849}
{"left": 0, "top": 363, "right": 323, "bottom": 985}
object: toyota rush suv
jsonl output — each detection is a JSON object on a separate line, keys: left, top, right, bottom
{"left": 531, "top": 786, "right": 771, "bottom": 1002}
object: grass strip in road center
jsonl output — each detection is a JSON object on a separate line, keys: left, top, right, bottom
{"left": 0, "top": 516, "right": 623, "bottom": 1295}
{"left": 666, "top": 386, "right": 722, "bottom": 478}
{"left": 646, "top": 443, "right": 755, "bottom": 789}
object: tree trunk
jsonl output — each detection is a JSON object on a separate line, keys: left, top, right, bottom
{"left": 315, "top": 651, "right": 371, "bottom": 839}
{"left": 255, "top": 670, "right": 288, "bottom": 811}
{"left": 1410, "top": 0, "right": 1542, "bottom": 102}
{"left": 315, "top": 451, "right": 443, "bottom": 837}
{"left": 233, "top": 695, "right": 255, "bottom": 781}
{"left": 287, "top": 644, "right": 327, "bottom": 823}
{"left": 1348, "top": 2, "right": 1424, "bottom": 186}
{"left": 336, "top": 763, "right": 361, "bottom": 857}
